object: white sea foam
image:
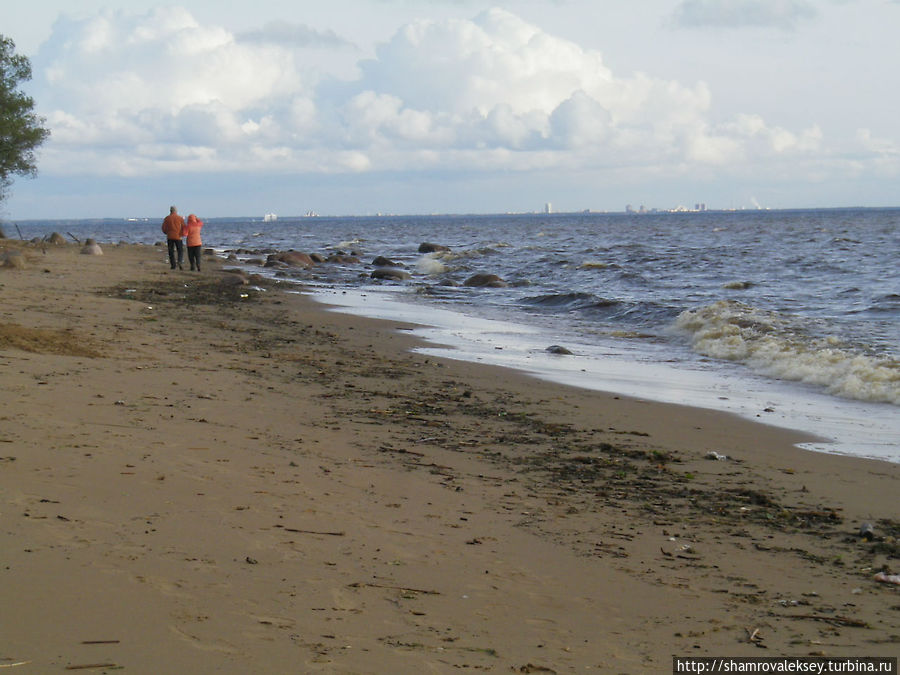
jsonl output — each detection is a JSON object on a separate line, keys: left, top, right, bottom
{"left": 415, "top": 253, "right": 448, "bottom": 275}
{"left": 674, "top": 300, "right": 900, "bottom": 405}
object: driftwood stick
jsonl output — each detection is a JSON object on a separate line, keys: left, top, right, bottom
{"left": 780, "top": 614, "right": 869, "bottom": 628}
{"left": 349, "top": 582, "right": 440, "bottom": 595}
{"left": 80, "top": 640, "right": 120, "bottom": 645}
{"left": 283, "top": 527, "right": 345, "bottom": 536}
{"left": 65, "top": 665, "right": 118, "bottom": 671}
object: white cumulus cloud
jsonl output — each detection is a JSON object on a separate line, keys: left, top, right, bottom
{"left": 30, "top": 5, "right": 822, "bottom": 180}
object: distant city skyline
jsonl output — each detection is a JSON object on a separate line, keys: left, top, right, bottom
{"left": 1, "top": 1, "right": 899, "bottom": 219}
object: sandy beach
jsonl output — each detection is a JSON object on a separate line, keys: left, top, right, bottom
{"left": 1, "top": 237, "right": 898, "bottom": 674}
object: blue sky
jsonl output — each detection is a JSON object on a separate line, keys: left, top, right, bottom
{"left": 2, "top": 0, "right": 899, "bottom": 219}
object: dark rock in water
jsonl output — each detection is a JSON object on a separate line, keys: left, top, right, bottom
{"left": 372, "top": 256, "right": 401, "bottom": 267}
{"left": 310, "top": 253, "right": 326, "bottom": 263}
{"left": 326, "top": 254, "right": 360, "bottom": 264}
{"left": 371, "top": 268, "right": 411, "bottom": 281}
{"left": 546, "top": 345, "right": 573, "bottom": 355}
{"left": 859, "top": 522, "right": 875, "bottom": 541}
{"left": 266, "top": 251, "right": 314, "bottom": 268}
{"left": 418, "top": 242, "right": 451, "bottom": 253}
{"left": 464, "top": 273, "right": 507, "bottom": 288}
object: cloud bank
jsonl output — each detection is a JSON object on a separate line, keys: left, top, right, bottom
{"left": 31, "top": 6, "right": 825, "bottom": 183}
{"left": 670, "top": 0, "right": 818, "bottom": 29}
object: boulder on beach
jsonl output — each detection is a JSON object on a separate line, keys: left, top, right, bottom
{"left": 418, "top": 242, "right": 451, "bottom": 254}
{"left": 81, "top": 239, "right": 103, "bottom": 255}
{"left": 266, "top": 251, "right": 314, "bottom": 268}
{"left": 463, "top": 273, "right": 507, "bottom": 288}
{"left": 546, "top": 345, "right": 573, "bottom": 355}
{"left": 46, "top": 232, "right": 67, "bottom": 245}
{"left": 219, "top": 273, "right": 249, "bottom": 287}
{"left": 371, "top": 268, "right": 411, "bottom": 281}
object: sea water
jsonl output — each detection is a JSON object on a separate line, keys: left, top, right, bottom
{"left": 10, "top": 208, "right": 899, "bottom": 462}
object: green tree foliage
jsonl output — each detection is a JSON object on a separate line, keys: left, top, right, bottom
{"left": 0, "top": 35, "right": 50, "bottom": 203}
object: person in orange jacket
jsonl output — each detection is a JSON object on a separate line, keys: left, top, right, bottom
{"left": 185, "top": 213, "right": 204, "bottom": 271}
{"left": 161, "top": 205, "right": 186, "bottom": 270}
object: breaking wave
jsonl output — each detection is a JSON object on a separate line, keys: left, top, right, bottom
{"left": 416, "top": 253, "right": 448, "bottom": 275}
{"left": 674, "top": 300, "right": 900, "bottom": 405}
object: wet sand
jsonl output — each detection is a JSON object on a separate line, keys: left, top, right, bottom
{"left": 1, "top": 238, "right": 898, "bottom": 673}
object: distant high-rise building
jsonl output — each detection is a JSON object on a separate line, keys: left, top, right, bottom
{"left": 544, "top": 202, "right": 552, "bottom": 214}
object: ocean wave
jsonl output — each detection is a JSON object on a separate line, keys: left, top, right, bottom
{"left": 436, "top": 243, "right": 509, "bottom": 262}
{"left": 521, "top": 293, "right": 678, "bottom": 327}
{"left": 868, "top": 293, "right": 900, "bottom": 313}
{"left": 523, "top": 292, "right": 617, "bottom": 309}
{"left": 415, "top": 253, "right": 448, "bottom": 275}
{"left": 674, "top": 300, "right": 900, "bottom": 405}
{"left": 578, "top": 260, "right": 609, "bottom": 270}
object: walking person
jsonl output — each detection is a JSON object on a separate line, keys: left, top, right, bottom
{"left": 185, "top": 213, "right": 204, "bottom": 271}
{"left": 161, "top": 205, "right": 186, "bottom": 270}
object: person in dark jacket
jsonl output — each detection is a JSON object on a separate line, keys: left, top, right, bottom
{"left": 161, "top": 205, "right": 186, "bottom": 270}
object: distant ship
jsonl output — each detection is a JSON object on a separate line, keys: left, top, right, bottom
{"left": 263, "top": 213, "right": 277, "bottom": 223}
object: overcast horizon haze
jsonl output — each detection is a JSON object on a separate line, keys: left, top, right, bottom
{"left": 2, "top": 0, "right": 899, "bottom": 220}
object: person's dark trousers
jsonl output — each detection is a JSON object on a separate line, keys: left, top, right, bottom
{"left": 188, "top": 246, "right": 202, "bottom": 271}
{"left": 167, "top": 239, "right": 184, "bottom": 269}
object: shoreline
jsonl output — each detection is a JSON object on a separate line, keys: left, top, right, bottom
{"left": 1, "top": 239, "right": 898, "bottom": 672}
{"left": 308, "top": 286, "right": 899, "bottom": 464}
